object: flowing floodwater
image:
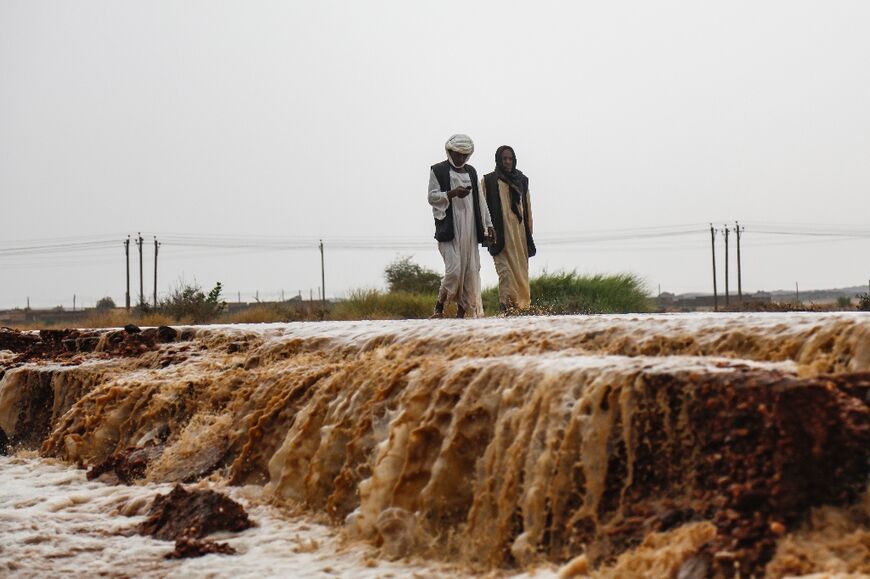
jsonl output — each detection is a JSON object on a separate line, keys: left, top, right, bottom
{"left": 0, "top": 454, "right": 478, "bottom": 578}
{"left": 1, "top": 313, "right": 868, "bottom": 578}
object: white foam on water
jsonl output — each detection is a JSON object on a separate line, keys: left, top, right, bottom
{"left": 0, "top": 455, "right": 558, "bottom": 579}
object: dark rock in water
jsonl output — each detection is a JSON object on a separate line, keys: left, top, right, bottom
{"left": 179, "top": 328, "right": 197, "bottom": 341}
{"left": 107, "top": 330, "right": 126, "bottom": 346}
{"left": 165, "top": 537, "right": 237, "bottom": 559}
{"left": 86, "top": 446, "right": 164, "bottom": 484}
{"left": 39, "top": 329, "right": 69, "bottom": 349}
{"left": 0, "top": 327, "right": 106, "bottom": 364}
{"left": 77, "top": 336, "right": 100, "bottom": 352}
{"left": 0, "top": 327, "right": 41, "bottom": 353}
{"left": 0, "top": 428, "right": 8, "bottom": 456}
{"left": 138, "top": 484, "right": 252, "bottom": 541}
{"left": 124, "top": 324, "right": 141, "bottom": 334}
{"left": 157, "top": 326, "right": 178, "bottom": 342}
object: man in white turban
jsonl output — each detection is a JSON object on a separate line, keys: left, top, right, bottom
{"left": 427, "top": 134, "right": 495, "bottom": 318}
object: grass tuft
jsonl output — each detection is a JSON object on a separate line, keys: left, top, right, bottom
{"left": 330, "top": 289, "right": 439, "bottom": 320}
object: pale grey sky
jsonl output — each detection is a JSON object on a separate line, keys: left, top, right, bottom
{"left": 2, "top": 1, "right": 869, "bottom": 309}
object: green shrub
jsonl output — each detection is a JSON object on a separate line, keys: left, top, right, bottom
{"left": 483, "top": 271, "right": 651, "bottom": 314}
{"left": 384, "top": 256, "right": 441, "bottom": 294}
{"left": 857, "top": 293, "right": 870, "bottom": 312}
{"left": 157, "top": 281, "right": 226, "bottom": 323}
{"left": 95, "top": 296, "right": 116, "bottom": 311}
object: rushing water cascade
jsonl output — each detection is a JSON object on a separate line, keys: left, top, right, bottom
{"left": 1, "top": 313, "right": 868, "bottom": 577}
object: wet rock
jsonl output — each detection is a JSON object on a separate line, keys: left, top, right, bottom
{"left": 0, "top": 427, "right": 8, "bottom": 456}
{"left": 86, "top": 445, "right": 164, "bottom": 484}
{"left": 76, "top": 336, "right": 100, "bottom": 352}
{"left": 179, "top": 328, "right": 197, "bottom": 341}
{"left": 157, "top": 326, "right": 178, "bottom": 342}
{"left": 138, "top": 485, "right": 251, "bottom": 541}
{"left": 165, "top": 537, "right": 237, "bottom": 559}
{"left": 124, "top": 324, "right": 141, "bottom": 334}
{"left": 39, "top": 329, "right": 68, "bottom": 349}
{"left": 0, "top": 327, "right": 41, "bottom": 352}
{"left": 0, "top": 327, "right": 134, "bottom": 364}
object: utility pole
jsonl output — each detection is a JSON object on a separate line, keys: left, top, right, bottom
{"left": 73, "top": 294, "right": 76, "bottom": 312}
{"left": 153, "top": 236, "right": 159, "bottom": 307}
{"left": 735, "top": 221, "right": 743, "bottom": 303}
{"left": 237, "top": 291, "right": 241, "bottom": 304}
{"left": 710, "top": 224, "right": 718, "bottom": 312}
{"left": 319, "top": 239, "right": 326, "bottom": 317}
{"left": 723, "top": 225, "right": 730, "bottom": 307}
{"left": 795, "top": 282, "right": 800, "bottom": 306}
{"left": 124, "top": 236, "right": 131, "bottom": 310}
{"left": 136, "top": 233, "right": 144, "bottom": 306}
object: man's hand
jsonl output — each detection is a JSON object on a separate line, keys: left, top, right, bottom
{"left": 486, "top": 226, "right": 496, "bottom": 245}
{"left": 447, "top": 186, "right": 471, "bottom": 199}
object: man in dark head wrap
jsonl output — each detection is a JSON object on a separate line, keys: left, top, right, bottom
{"left": 480, "top": 145, "right": 536, "bottom": 311}
{"left": 427, "top": 134, "right": 495, "bottom": 318}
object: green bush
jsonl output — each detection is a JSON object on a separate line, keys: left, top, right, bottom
{"left": 857, "top": 293, "right": 870, "bottom": 312}
{"left": 384, "top": 256, "right": 441, "bottom": 294}
{"left": 157, "top": 281, "right": 226, "bottom": 323}
{"left": 95, "top": 296, "right": 116, "bottom": 311}
{"left": 483, "top": 271, "right": 651, "bottom": 314}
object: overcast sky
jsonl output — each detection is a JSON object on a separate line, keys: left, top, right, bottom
{"left": 2, "top": 1, "right": 869, "bottom": 309}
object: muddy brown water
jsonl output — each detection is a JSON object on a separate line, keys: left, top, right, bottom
{"left": 1, "top": 313, "right": 868, "bottom": 577}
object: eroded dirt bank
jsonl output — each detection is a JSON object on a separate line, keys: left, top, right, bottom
{"left": 1, "top": 313, "right": 868, "bottom": 577}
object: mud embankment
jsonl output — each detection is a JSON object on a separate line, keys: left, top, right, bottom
{"left": 1, "top": 314, "right": 868, "bottom": 577}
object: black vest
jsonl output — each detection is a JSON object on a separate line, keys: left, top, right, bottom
{"left": 483, "top": 172, "right": 536, "bottom": 257}
{"left": 430, "top": 160, "right": 486, "bottom": 244}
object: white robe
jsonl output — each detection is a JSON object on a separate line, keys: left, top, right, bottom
{"left": 428, "top": 167, "right": 493, "bottom": 317}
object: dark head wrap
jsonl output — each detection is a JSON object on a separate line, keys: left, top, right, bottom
{"left": 495, "top": 145, "right": 526, "bottom": 223}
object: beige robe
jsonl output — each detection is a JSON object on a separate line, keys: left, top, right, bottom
{"left": 483, "top": 178, "right": 533, "bottom": 309}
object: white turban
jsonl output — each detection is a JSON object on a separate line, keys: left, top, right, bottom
{"left": 445, "top": 134, "right": 474, "bottom": 155}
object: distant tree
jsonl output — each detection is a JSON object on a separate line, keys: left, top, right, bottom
{"left": 857, "top": 293, "right": 870, "bottom": 312}
{"left": 384, "top": 256, "right": 441, "bottom": 294}
{"left": 96, "top": 296, "right": 116, "bottom": 310}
